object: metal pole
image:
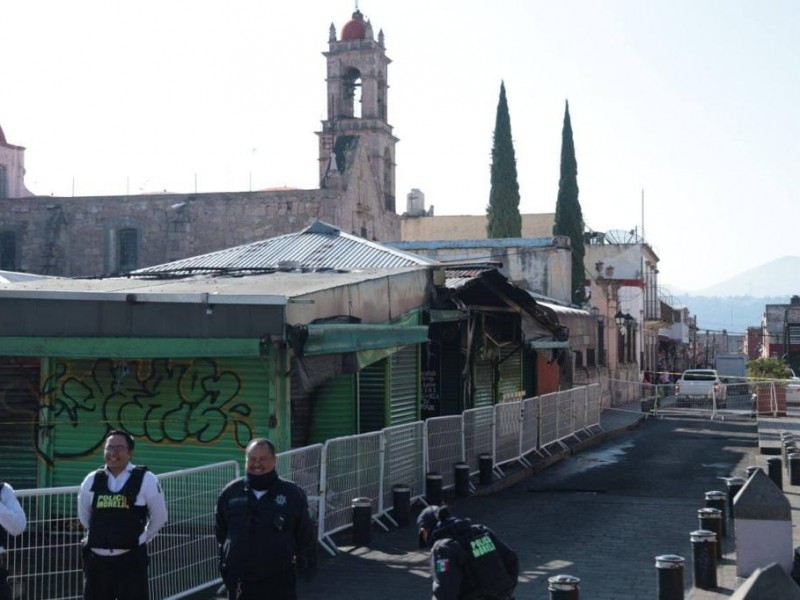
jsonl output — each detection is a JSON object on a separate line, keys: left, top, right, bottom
{"left": 425, "top": 473, "right": 443, "bottom": 506}
{"left": 655, "top": 554, "right": 684, "bottom": 600}
{"left": 690, "top": 529, "right": 717, "bottom": 590}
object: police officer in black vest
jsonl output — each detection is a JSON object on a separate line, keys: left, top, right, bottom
{"left": 215, "top": 438, "right": 317, "bottom": 600}
{"left": 78, "top": 430, "right": 168, "bottom": 600}
{"left": 417, "top": 505, "right": 519, "bottom": 600}
{"left": 0, "top": 479, "right": 26, "bottom": 600}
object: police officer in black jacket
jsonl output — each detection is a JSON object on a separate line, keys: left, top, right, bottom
{"left": 215, "top": 438, "right": 316, "bottom": 600}
{"left": 418, "top": 505, "right": 518, "bottom": 600}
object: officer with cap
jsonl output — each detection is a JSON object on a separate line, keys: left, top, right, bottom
{"left": 0, "top": 479, "right": 26, "bottom": 600}
{"left": 417, "top": 504, "right": 518, "bottom": 600}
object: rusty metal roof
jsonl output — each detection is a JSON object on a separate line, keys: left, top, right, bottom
{"left": 133, "top": 220, "right": 438, "bottom": 277}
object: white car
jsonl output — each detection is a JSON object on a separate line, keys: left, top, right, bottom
{"left": 675, "top": 369, "right": 727, "bottom": 405}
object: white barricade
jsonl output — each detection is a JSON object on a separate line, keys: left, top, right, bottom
{"left": 319, "top": 432, "right": 383, "bottom": 549}
{"left": 538, "top": 392, "right": 559, "bottom": 449}
{"left": 586, "top": 384, "right": 601, "bottom": 430}
{"left": 572, "top": 386, "right": 589, "bottom": 433}
{"left": 520, "top": 396, "right": 540, "bottom": 457}
{"left": 380, "top": 422, "right": 425, "bottom": 517}
{"left": 277, "top": 444, "right": 323, "bottom": 523}
{"left": 556, "top": 390, "right": 575, "bottom": 443}
{"left": 463, "top": 407, "right": 494, "bottom": 476}
{"left": 424, "top": 415, "right": 464, "bottom": 490}
{"left": 494, "top": 401, "right": 522, "bottom": 468}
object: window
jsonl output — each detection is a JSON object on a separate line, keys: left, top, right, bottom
{"left": 0, "top": 166, "right": 7, "bottom": 199}
{"left": 0, "top": 230, "right": 16, "bottom": 270}
{"left": 117, "top": 228, "right": 138, "bottom": 272}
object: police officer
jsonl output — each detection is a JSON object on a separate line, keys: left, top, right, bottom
{"left": 417, "top": 505, "right": 518, "bottom": 600}
{"left": 78, "top": 430, "right": 168, "bottom": 600}
{"left": 0, "top": 479, "right": 26, "bottom": 600}
{"left": 215, "top": 438, "right": 316, "bottom": 600}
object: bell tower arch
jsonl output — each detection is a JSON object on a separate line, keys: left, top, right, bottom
{"left": 317, "top": 10, "right": 397, "bottom": 212}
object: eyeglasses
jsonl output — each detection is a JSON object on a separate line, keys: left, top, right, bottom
{"left": 105, "top": 445, "right": 129, "bottom": 453}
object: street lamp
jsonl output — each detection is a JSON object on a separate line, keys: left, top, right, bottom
{"left": 615, "top": 311, "right": 626, "bottom": 332}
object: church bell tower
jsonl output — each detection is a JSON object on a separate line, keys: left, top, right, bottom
{"left": 318, "top": 9, "right": 397, "bottom": 212}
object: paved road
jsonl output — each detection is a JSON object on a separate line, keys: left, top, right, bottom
{"left": 198, "top": 411, "right": 764, "bottom": 599}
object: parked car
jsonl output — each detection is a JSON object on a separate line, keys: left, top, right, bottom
{"left": 675, "top": 369, "right": 727, "bottom": 406}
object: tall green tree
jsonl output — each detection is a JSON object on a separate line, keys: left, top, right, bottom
{"left": 486, "top": 81, "right": 522, "bottom": 238}
{"left": 553, "top": 100, "right": 586, "bottom": 304}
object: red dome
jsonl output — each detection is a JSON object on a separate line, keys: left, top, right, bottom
{"left": 341, "top": 10, "right": 366, "bottom": 41}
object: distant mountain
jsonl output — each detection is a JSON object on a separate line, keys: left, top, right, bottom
{"left": 673, "top": 294, "right": 789, "bottom": 334}
{"left": 691, "top": 256, "right": 800, "bottom": 297}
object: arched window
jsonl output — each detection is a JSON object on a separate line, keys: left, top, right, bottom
{"left": 342, "top": 67, "right": 362, "bottom": 118}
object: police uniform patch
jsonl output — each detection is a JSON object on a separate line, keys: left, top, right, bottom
{"left": 435, "top": 559, "right": 450, "bottom": 573}
{"left": 276, "top": 494, "right": 287, "bottom": 506}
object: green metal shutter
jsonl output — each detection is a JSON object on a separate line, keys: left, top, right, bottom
{"left": 389, "top": 345, "right": 419, "bottom": 425}
{"left": 473, "top": 357, "right": 494, "bottom": 408}
{"left": 308, "top": 372, "right": 356, "bottom": 444}
{"left": 359, "top": 359, "right": 387, "bottom": 433}
{"left": 498, "top": 346, "right": 522, "bottom": 401}
{"left": 47, "top": 356, "right": 276, "bottom": 487}
{"left": 0, "top": 358, "right": 41, "bottom": 489}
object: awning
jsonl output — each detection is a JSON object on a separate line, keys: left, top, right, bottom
{"left": 299, "top": 324, "right": 429, "bottom": 356}
{"left": 0, "top": 337, "right": 262, "bottom": 358}
{"left": 528, "top": 339, "right": 571, "bottom": 350}
{"left": 427, "top": 309, "right": 468, "bottom": 323}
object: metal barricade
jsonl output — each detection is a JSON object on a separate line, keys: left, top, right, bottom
{"left": 556, "top": 389, "right": 576, "bottom": 444}
{"left": 520, "top": 396, "right": 541, "bottom": 457}
{"left": 380, "top": 422, "right": 425, "bottom": 518}
{"left": 462, "top": 407, "right": 494, "bottom": 477}
{"left": 424, "top": 415, "right": 464, "bottom": 490}
{"left": 538, "top": 392, "right": 560, "bottom": 450}
{"left": 277, "top": 444, "right": 323, "bottom": 523}
{"left": 585, "top": 384, "right": 601, "bottom": 430}
{"left": 572, "top": 386, "right": 589, "bottom": 433}
{"left": 494, "top": 400, "right": 523, "bottom": 468}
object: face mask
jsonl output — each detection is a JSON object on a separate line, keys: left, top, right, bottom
{"left": 246, "top": 470, "right": 278, "bottom": 491}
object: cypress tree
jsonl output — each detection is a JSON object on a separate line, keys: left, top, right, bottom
{"left": 553, "top": 100, "right": 586, "bottom": 304}
{"left": 486, "top": 81, "right": 522, "bottom": 238}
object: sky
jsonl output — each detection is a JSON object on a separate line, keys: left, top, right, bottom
{"left": 3, "top": 1, "right": 799, "bottom": 293}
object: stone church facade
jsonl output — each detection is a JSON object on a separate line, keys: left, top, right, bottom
{"left": 0, "top": 10, "right": 399, "bottom": 277}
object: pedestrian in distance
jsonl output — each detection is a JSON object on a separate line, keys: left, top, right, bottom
{"left": 0, "top": 479, "right": 26, "bottom": 600}
{"left": 215, "top": 438, "right": 317, "bottom": 600}
{"left": 417, "top": 504, "right": 519, "bottom": 600}
{"left": 78, "top": 430, "right": 168, "bottom": 600}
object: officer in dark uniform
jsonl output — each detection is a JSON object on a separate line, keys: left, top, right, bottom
{"left": 417, "top": 505, "right": 518, "bottom": 600}
{"left": 215, "top": 438, "right": 317, "bottom": 600}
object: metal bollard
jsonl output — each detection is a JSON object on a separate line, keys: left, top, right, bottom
{"left": 746, "top": 465, "right": 761, "bottom": 480}
{"left": 655, "top": 554, "right": 685, "bottom": 600}
{"left": 454, "top": 462, "right": 470, "bottom": 498}
{"left": 425, "top": 473, "right": 443, "bottom": 506}
{"left": 548, "top": 574, "right": 580, "bottom": 599}
{"left": 767, "top": 456, "right": 783, "bottom": 490}
{"left": 704, "top": 491, "right": 727, "bottom": 537}
{"left": 478, "top": 453, "right": 493, "bottom": 486}
{"left": 690, "top": 529, "right": 718, "bottom": 590}
{"left": 789, "top": 453, "right": 800, "bottom": 486}
{"left": 697, "top": 508, "right": 723, "bottom": 560}
{"left": 391, "top": 484, "right": 411, "bottom": 527}
{"left": 725, "top": 476, "right": 745, "bottom": 520}
{"left": 783, "top": 439, "right": 796, "bottom": 461}
{"left": 351, "top": 497, "right": 372, "bottom": 546}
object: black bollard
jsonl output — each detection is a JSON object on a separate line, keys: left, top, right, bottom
{"left": 454, "top": 462, "right": 470, "bottom": 498}
{"left": 746, "top": 465, "right": 761, "bottom": 480}
{"left": 351, "top": 497, "right": 372, "bottom": 546}
{"left": 767, "top": 456, "right": 783, "bottom": 490}
{"left": 391, "top": 484, "right": 411, "bottom": 527}
{"left": 425, "top": 472, "right": 443, "bottom": 506}
{"left": 704, "top": 491, "right": 727, "bottom": 537}
{"left": 783, "top": 439, "right": 796, "bottom": 462}
{"left": 697, "top": 508, "right": 723, "bottom": 560}
{"left": 789, "top": 453, "right": 800, "bottom": 486}
{"left": 725, "top": 476, "right": 745, "bottom": 519}
{"left": 655, "top": 554, "right": 685, "bottom": 600}
{"left": 548, "top": 574, "right": 580, "bottom": 599}
{"left": 690, "top": 529, "right": 717, "bottom": 590}
{"left": 478, "top": 453, "right": 494, "bottom": 486}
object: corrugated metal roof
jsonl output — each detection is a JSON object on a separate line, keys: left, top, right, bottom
{"left": 0, "top": 270, "right": 54, "bottom": 284}
{"left": 444, "top": 267, "right": 493, "bottom": 290}
{"left": 133, "top": 220, "right": 438, "bottom": 277}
